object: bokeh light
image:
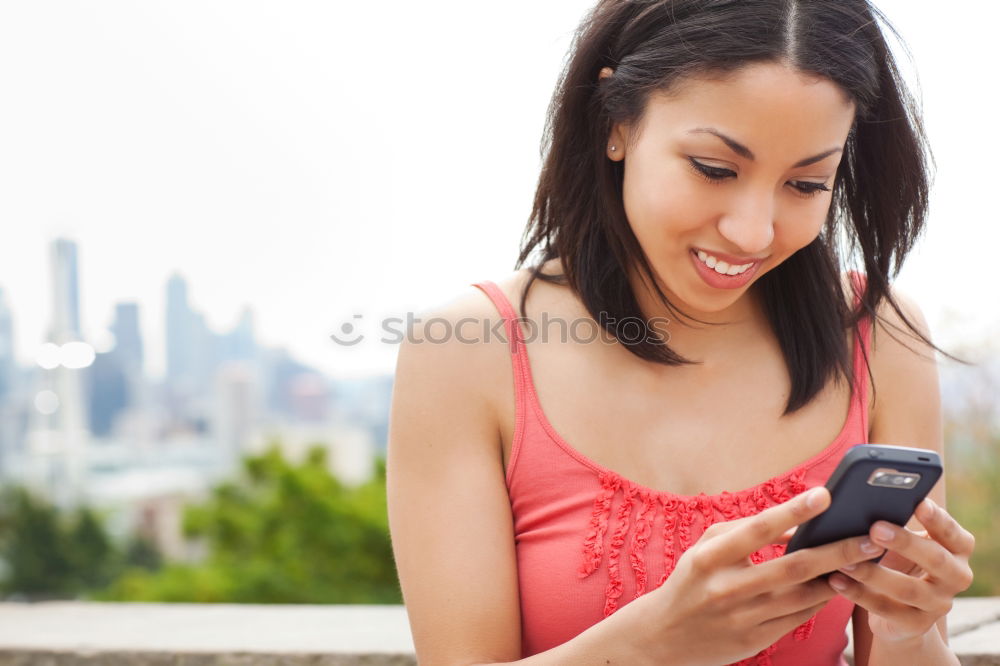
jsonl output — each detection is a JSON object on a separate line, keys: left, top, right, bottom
{"left": 35, "top": 343, "right": 61, "bottom": 369}
{"left": 60, "top": 341, "right": 96, "bottom": 369}
{"left": 33, "top": 390, "right": 59, "bottom": 415}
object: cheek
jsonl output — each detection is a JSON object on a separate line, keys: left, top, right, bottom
{"left": 622, "top": 165, "right": 707, "bottom": 240}
{"left": 775, "top": 205, "right": 829, "bottom": 247}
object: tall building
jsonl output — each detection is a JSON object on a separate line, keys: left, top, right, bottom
{"left": 85, "top": 302, "right": 148, "bottom": 439}
{"left": 86, "top": 351, "right": 128, "bottom": 437}
{"left": 165, "top": 273, "right": 196, "bottom": 389}
{"left": 23, "top": 237, "right": 91, "bottom": 509}
{"left": 111, "top": 302, "right": 144, "bottom": 379}
{"left": 112, "top": 301, "right": 148, "bottom": 420}
{"left": 44, "top": 237, "right": 88, "bottom": 435}
{"left": 166, "top": 274, "right": 218, "bottom": 394}
{"left": 49, "top": 238, "right": 81, "bottom": 344}
{"left": 222, "top": 306, "right": 256, "bottom": 363}
{"left": 211, "top": 360, "right": 262, "bottom": 475}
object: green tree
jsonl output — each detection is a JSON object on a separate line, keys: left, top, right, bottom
{"left": 98, "top": 442, "right": 401, "bottom": 604}
{"left": 939, "top": 334, "right": 1000, "bottom": 597}
{"left": 0, "top": 486, "right": 140, "bottom": 599}
{"left": 68, "top": 507, "right": 116, "bottom": 590}
{"left": 946, "top": 425, "right": 1000, "bottom": 597}
{"left": 121, "top": 534, "right": 163, "bottom": 572}
{"left": 0, "top": 486, "right": 77, "bottom": 598}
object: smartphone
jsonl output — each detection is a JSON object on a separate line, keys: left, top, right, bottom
{"left": 785, "top": 444, "right": 942, "bottom": 559}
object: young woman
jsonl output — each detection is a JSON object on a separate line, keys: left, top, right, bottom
{"left": 387, "top": 1, "right": 976, "bottom": 664}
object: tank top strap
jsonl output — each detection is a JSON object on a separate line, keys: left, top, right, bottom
{"left": 847, "top": 270, "right": 874, "bottom": 440}
{"left": 470, "top": 279, "right": 535, "bottom": 427}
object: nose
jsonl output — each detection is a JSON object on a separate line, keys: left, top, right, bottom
{"left": 717, "top": 191, "right": 775, "bottom": 255}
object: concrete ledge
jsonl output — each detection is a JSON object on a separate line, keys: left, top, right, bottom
{"left": 0, "top": 603, "right": 416, "bottom": 666}
{"left": 0, "top": 655, "right": 415, "bottom": 666}
{"left": 0, "top": 599, "right": 997, "bottom": 665}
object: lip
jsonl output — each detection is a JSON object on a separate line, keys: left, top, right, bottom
{"left": 689, "top": 248, "right": 763, "bottom": 289}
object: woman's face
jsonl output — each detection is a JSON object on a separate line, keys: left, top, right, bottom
{"left": 606, "top": 61, "right": 856, "bottom": 322}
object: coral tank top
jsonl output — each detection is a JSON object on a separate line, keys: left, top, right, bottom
{"left": 470, "top": 271, "right": 873, "bottom": 665}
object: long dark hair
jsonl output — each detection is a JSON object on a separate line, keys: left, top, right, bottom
{"left": 515, "top": 0, "right": 965, "bottom": 415}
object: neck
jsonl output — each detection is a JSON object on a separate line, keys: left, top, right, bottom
{"left": 625, "top": 262, "right": 770, "bottom": 364}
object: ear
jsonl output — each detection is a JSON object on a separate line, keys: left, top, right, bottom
{"left": 606, "top": 124, "right": 627, "bottom": 161}
{"left": 598, "top": 67, "right": 627, "bottom": 162}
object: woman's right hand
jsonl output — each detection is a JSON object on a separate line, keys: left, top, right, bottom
{"left": 621, "top": 486, "right": 884, "bottom": 665}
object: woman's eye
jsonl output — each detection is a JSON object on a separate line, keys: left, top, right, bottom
{"left": 789, "top": 181, "right": 832, "bottom": 197}
{"left": 688, "top": 157, "right": 832, "bottom": 198}
{"left": 687, "top": 157, "right": 734, "bottom": 182}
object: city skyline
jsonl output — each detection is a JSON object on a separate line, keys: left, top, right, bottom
{"left": 0, "top": 235, "right": 391, "bottom": 558}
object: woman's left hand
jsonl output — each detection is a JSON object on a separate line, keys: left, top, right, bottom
{"left": 826, "top": 497, "right": 975, "bottom": 644}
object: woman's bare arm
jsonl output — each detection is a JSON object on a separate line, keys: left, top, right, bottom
{"left": 387, "top": 290, "right": 652, "bottom": 665}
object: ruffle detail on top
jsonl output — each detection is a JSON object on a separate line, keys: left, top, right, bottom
{"left": 578, "top": 468, "right": 816, "bottom": 665}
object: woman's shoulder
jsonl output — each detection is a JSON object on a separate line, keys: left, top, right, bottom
{"left": 397, "top": 267, "right": 541, "bottom": 390}
{"left": 861, "top": 277, "right": 938, "bottom": 442}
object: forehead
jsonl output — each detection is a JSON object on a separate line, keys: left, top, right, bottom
{"left": 634, "top": 62, "right": 856, "bottom": 156}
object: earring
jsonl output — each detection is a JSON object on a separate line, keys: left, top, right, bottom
{"left": 610, "top": 145, "right": 616, "bottom": 152}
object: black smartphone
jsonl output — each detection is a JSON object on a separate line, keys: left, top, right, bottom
{"left": 785, "top": 444, "right": 942, "bottom": 559}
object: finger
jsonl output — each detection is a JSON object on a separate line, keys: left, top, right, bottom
{"left": 868, "top": 520, "right": 974, "bottom": 592}
{"left": 743, "top": 534, "right": 884, "bottom": 597}
{"left": 738, "top": 576, "right": 837, "bottom": 622}
{"left": 913, "top": 498, "right": 976, "bottom": 557}
{"left": 827, "top": 572, "right": 930, "bottom": 635}
{"left": 700, "top": 487, "right": 830, "bottom": 568}
{"left": 755, "top": 598, "right": 832, "bottom": 646}
{"left": 834, "top": 561, "right": 942, "bottom": 614}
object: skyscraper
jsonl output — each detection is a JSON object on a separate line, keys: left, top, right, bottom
{"left": 49, "top": 238, "right": 82, "bottom": 344}
{"left": 25, "top": 237, "right": 90, "bottom": 509}
{"left": 112, "top": 302, "right": 144, "bottom": 379}
{"left": 86, "top": 301, "right": 148, "bottom": 438}
{"left": 166, "top": 273, "right": 208, "bottom": 393}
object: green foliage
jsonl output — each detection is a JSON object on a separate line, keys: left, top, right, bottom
{"left": 945, "top": 425, "right": 1000, "bottom": 597}
{"left": 98, "top": 443, "right": 401, "bottom": 604}
{"left": 935, "top": 336, "right": 1000, "bottom": 597}
{"left": 0, "top": 485, "right": 154, "bottom": 599}
{"left": 0, "top": 485, "right": 76, "bottom": 598}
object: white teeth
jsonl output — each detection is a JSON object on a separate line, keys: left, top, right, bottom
{"left": 694, "top": 250, "right": 753, "bottom": 276}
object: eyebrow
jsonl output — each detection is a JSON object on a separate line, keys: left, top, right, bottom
{"left": 687, "top": 127, "right": 842, "bottom": 168}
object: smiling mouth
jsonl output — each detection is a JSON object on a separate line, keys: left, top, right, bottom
{"left": 688, "top": 248, "right": 764, "bottom": 290}
{"left": 692, "top": 249, "right": 761, "bottom": 276}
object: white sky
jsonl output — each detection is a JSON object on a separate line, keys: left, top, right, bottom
{"left": 0, "top": 1, "right": 996, "bottom": 381}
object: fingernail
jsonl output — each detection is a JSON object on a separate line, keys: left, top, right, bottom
{"left": 873, "top": 523, "right": 895, "bottom": 542}
{"left": 923, "top": 497, "right": 937, "bottom": 519}
{"left": 807, "top": 487, "right": 825, "bottom": 509}
{"left": 860, "top": 538, "right": 880, "bottom": 554}
{"left": 829, "top": 575, "right": 849, "bottom": 591}
{"left": 841, "top": 563, "right": 857, "bottom": 571}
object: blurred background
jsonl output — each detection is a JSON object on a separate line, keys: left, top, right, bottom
{"left": 0, "top": 0, "right": 996, "bottom": 604}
